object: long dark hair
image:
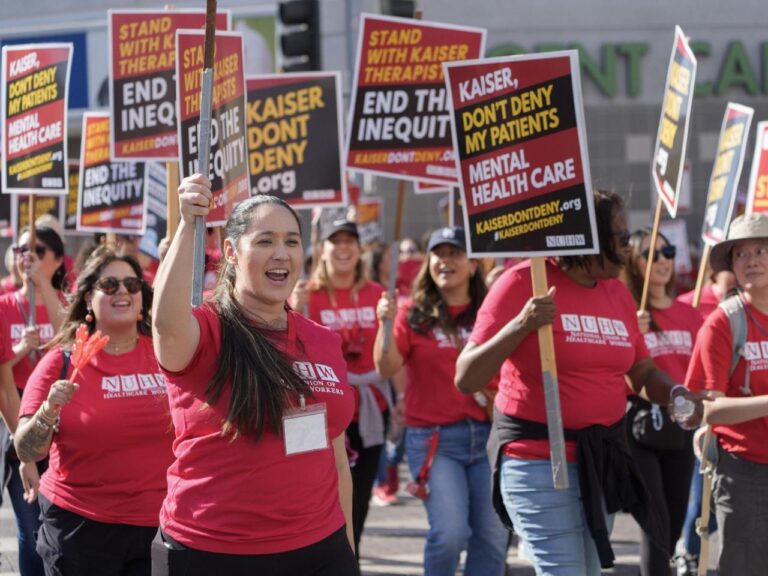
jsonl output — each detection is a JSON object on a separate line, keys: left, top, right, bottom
{"left": 626, "top": 228, "right": 676, "bottom": 332}
{"left": 559, "top": 189, "right": 626, "bottom": 272}
{"left": 208, "top": 195, "right": 311, "bottom": 440}
{"left": 49, "top": 247, "right": 152, "bottom": 348}
{"left": 20, "top": 225, "right": 67, "bottom": 292}
{"left": 407, "top": 249, "right": 487, "bottom": 336}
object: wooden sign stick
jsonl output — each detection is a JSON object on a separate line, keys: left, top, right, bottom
{"left": 27, "top": 196, "right": 37, "bottom": 326}
{"left": 381, "top": 179, "right": 406, "bottom": 353}
{"left": 692, "top": 244, "right": 712, "bottom": 309}
{"left": 639, "top": 198, "right": 664, "bottom": 312}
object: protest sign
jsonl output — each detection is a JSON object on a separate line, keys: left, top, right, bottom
{"left": 13, "top": 193, "right": 62, "bottom": 235}
{"left": 444, "top": 50, "right": 597, "bottom": 258}
{"left": 139, "top": 162, "right": 167, "bottom": 260}
{"left": 357, "top": 196, "right": 383, "bottom": 245}
{"left": 108, "top": 10, "right": 230, "bottom": 161}
{"left": 651, "top": 26, "right": 697, "bottom": 218}
{"left": 346, "top": 14, "right": 485, "bottom": 185}
{"left": 746, "top": 121, "right": 768, "bottom": 215}
{"left": 176, "top": 30, "right": 249, "bottom": 226}
{"left": 1, "top": 43, "right": 72, "bottom": 194}
{"left": 246, "top": 72, "right": 346, "bottom": 207}
{"left": 701, "top": 103, "right": 753, "bottom": 245}
{"left": 77, "top": 113, "right": 147, "bottom": 234}
{"left": 415, "top": 180, "right": 450, "bottom": 194}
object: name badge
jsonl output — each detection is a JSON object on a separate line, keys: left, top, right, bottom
{"left": 283, "top": 399, "right": 329, "bottom": 456}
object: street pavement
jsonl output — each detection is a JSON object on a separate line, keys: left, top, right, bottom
{"left": 1, "top": 466, "right": 718, "bottom": 575}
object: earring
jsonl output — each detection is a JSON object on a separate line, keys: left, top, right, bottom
{"left": 85, "top": 309, "right": 94, "bottom": 323}
{"left": 137, "top": 311, "right": 144, "bottom": 322}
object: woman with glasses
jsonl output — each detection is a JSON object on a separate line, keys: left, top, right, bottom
{"left": 624, "top": 229, "right": 702, "bottom": 576}
{"left": 13, "top": 248, "right": 174, "bottom": 576}
{"left": 455, "top": 190, "right": 704, "bottom": 576}
{"left": 0, "top": 225, "right": 67, "bottom": 576}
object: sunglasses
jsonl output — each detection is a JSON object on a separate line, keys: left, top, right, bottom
{"left": 641, "top": 245, "right": 677, "bottom": 262}
{"left": 12, "top": 244, "right": 47, "bottom": 259}
{"left": 93, "top": 276, "right": 144, "bottom": 295}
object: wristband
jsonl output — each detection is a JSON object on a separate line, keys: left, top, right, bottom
{"left": 669, "top": 384, "right": 687, "bottom": 400}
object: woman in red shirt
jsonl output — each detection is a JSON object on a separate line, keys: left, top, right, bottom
{"left": 624, "top": 228, "right": 702, "bottom": 576}
{"left": 297, "top": 219, "right": 388, "bottom": 556}
{"left": 374, "top": 226, "right": 507, "bottom": 576}
{"left": 455, "top": 190, "right": 703, "bottom": 576}
{"left": 151, "top": 174, "right": 357, "bottom": 575}
{"left": 14, "top": 248, "right": 174, "bottom": 575}
{"left": 685, "top": 213, "right": 768, "bottom": 575}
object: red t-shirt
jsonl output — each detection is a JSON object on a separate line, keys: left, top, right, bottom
{"left": 160, "top": 304, "right": 355, "bottom": 554}
{"left": 0, "top": 290, "right": 56, "bottom": 390}
{"left": 20, "top": 336, "right": 174, "bottom": 525}
{"left": 677, "top": 285, "right": 719, "bottom": 320}
{"left": 308, "top": 281, "right": 387, "bottom": 414}
{"left": 0, "top": 318, "right": 14, "bottom": 364}
{"left": 394, "top": 301, "right": 489, "bottom": 427}
{"left": 470, "top": 260, "right": 649, "bottom": 462}
{"left": 685, "top": 304, "right": 768, "bottom": 463}
{"left": 642, "top": 301, "right": 703, "bottom": 385}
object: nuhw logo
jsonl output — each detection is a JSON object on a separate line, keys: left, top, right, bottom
{"left": 561, "top": 314, "right": 628, "bottom": 337}
{"left": 101, "top": 373, "right": 166, "bottom": 396}
{"left": 293, "top": 361, "right": 340, "bottom": 383}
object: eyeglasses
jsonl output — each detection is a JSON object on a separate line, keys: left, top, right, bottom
{"left": 93, "top": 276, "right": 143, "bottom": 295}
{"left": 12, "top": 244, "right": 47, "bottom": 259}
{"left": 613, "top": 231, "right": 631, "bottom": 248}
{"left": 641, "top": 245, "right": 677, "bottom": 262}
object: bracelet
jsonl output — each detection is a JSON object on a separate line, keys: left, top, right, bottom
{"left": 34, "top": 412, "right": 59, "bottom": 434}
{"left": 38, "top": 402, "right": 57, "bottom": 424}
{"left": 669, "top": 384, "right": 687, "bottom": 400}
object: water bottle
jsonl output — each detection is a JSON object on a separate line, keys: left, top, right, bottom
{"left": 670, "top": 394, "right": 698, "bottom": 430}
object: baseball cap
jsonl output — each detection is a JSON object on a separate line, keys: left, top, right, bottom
{"left": 427, "top": 226, "right": 467, "bottom": 253}
{"left": 322, "top": 219, "right": 359, "bottom": 242}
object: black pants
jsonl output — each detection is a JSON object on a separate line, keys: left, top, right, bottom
{"left": 627, "top": 428, "right": 694, "bottom": 576}
{"left": 346, "top": 420, "right": 384, "bottom": 557}
{"left": 36, "top": 493, "right": 157, "bottom": 576}
{"left": 150, "top": 526, "right": 360, "bottom": 576}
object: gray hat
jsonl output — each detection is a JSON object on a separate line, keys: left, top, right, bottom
{"left": 710, "top": 213, "right": 768, "bottom": 273}
{"left": 321, "top": 219, "right": 359, "bottom": 242}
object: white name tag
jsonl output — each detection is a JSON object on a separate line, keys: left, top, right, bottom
{"left": 283, "top": 403, "right": 329, "bottom": 456}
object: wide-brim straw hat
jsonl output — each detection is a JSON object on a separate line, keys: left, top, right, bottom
{"left": 710, "top": 213, "right": 768, "bottom": 273}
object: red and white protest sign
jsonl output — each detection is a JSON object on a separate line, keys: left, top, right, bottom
{"left": 1, "top": 44, "right": 72, "bottom": 195}
{"left": 346, "top": 14, "right": 485, "bottom": 185}
{"left": 108, "top": 10, "right": 230, "bottom": 161}
{"left": 746, "top": 121, "right": 768, "bottom": 215}
{"left": 444, "top": 50, "right": 597, "bottom": 257}
{"left": 176, "top": 30, "right": 249, "bottom": 226}
{"left": 414, "top": 181, "right": 450, "bottom": 194}
{"left": 246, "top": 72, "right": 346, "bottom": 208}
{"left": 77, "top": 113, "right": 147, "bottom": 234}
{"left": 651, "top": 26, "right": 697, "bottom": 218}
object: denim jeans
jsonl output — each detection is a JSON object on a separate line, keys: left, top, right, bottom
{"left": 499, "top": 457, "right": 614, "bottom": 576}
{"left": 406, "top": 420, "right": 507, "bottom": 576}
{"left": 681, "top": 456, "right": 717, "bottom": 556}
{"left": 375, "top": 434, "right": 406, "bottom": 485}
{"left": 6, "top": 458, "right": 45, "bottom": 576}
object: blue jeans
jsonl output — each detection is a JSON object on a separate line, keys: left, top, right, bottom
{"left": 681, "top": 456, "right": 717, "bottom": 556}
{"left": 499, "top": 457, "right": 614, "bottom": 576}
{"left": 406, "top": 420, "right": 507, "bottom": 576}
{"left": 6, "top": 459, "right": 45, "bottom": 576}
{"left": 375, "top": 433, "right": 406, "bottom": 485}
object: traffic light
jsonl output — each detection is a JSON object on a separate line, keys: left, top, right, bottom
{"left": 279, "top": 0, "right": 321, "bottom": 72}
{"left": 381, "top": 0, "right": 416, "bottom": 17}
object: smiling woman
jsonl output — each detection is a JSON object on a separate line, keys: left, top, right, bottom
{"left": 151, "top": 174, "right": 359, "bottom": 576}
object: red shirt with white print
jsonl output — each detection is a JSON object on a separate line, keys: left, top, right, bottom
{"left": 0, "top": 289, "right": 56, "bottom": 390}
{"left": 20, "top": 336, "right": 174, "bottom": 525}
{"left": 685, "top": 303, "right": 768, "bottom": 463}
{"left": 308, "top": 281, "right": 388, "bottom": 415}
{"left": 470, "top": 260, "right": 649, "bottom": 462}
{"left": 394, "top": 300, "right": 489, "bottom": 427}
{"left": 642, "top": 301, "right": 703, "bottom": 385}
{"left": 159, "top": 304, "right": 355, "bottom": 554}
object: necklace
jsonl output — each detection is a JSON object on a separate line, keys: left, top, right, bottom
{"left": 104, "top": 335, "right": 139, "bottom": 354}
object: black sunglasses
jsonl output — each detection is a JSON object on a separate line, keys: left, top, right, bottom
{"left": 641, "top": 245, "right": 677, "bottom": 262}
{"left": 12, "top": 244, "right": 47, "bottom": 259}
{"left": 94, "top": 276, "right": 143, "bottom": 295}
